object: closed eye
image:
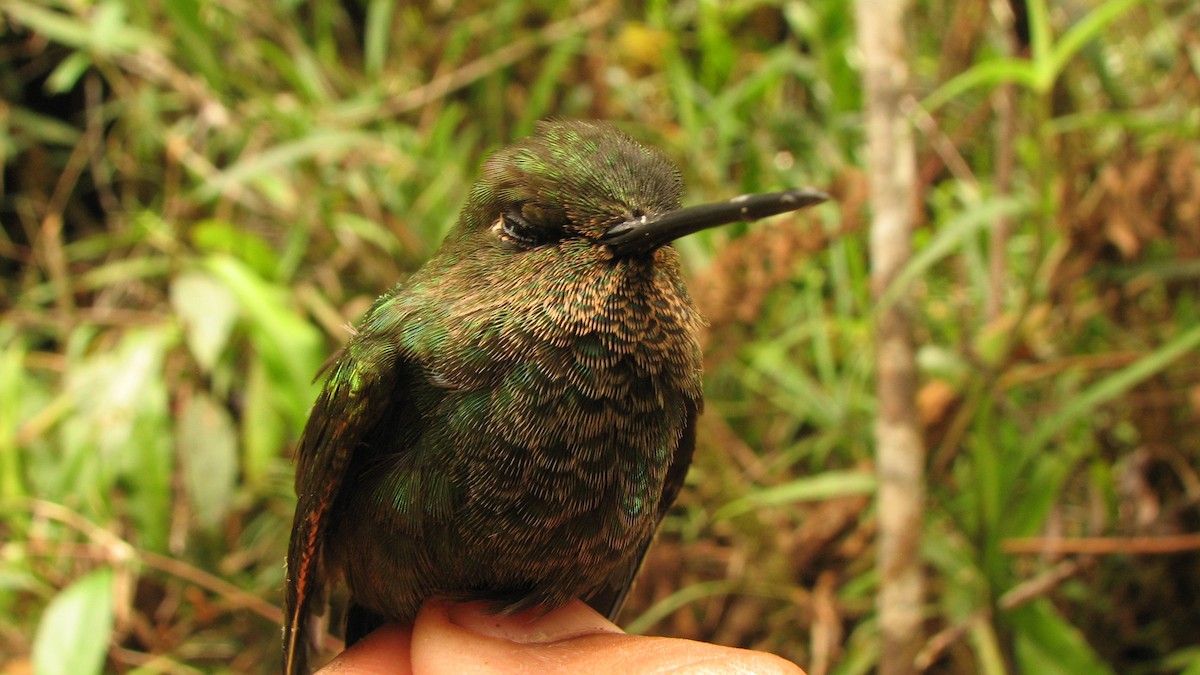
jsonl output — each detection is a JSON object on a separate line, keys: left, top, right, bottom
{"left": 492, "top": 209, "right": 543, "bottom": 249}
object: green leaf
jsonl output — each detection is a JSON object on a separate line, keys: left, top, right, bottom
{"left": 4, "top": 0, "right": 163, "bottom": 55}
{"left": 194, "top": 130, "right": 375, "bottom": 201}
{"left": 924, "top": 0, "right": 1147, "bottom": 107}
{"left": 33, "top": 567, "right": 115, "bottom": 675}
{"left": 0, "top": 343, "right": 27, "bottom": 501}
{"left": 1012, "top": 599, "right": 1115, "bottom": 675}
{"left": 715, "top": 470, "right": 876, "bottom": 520}
{"left": 57, "top": 328, "right": 174, "bottom": 544}
{"left": 45, "top": 51, "right": 91, "bottom": 94}
{"left": 171, "top": 271, "right": 238, "bottom": 372}
{"left": 7, "top": 106, "right": 83, "bottom": 146}
{"left": 876, "top": 196, "right": 1031, "bottom": 315}
{"left": 363, "top": 0, "right": 394, "bottom": 76}
{"left": 204, "top": 255, "right": 323, "bottom": 431}
{"left": 1030, "top": 322, "right": 1200, "bottom": 452}
{"left": 625, "top": 579, "right": 741, "bottom": 635}
{"left": 179, "top": 392, "right": 239, "bottom": 530}
{"left": 77, "top": 256, "right": 173, "bottom": 293}
{"left": 5, "top": 2, "right": 93, "bottom": 51}
{"left": 161, "top": 0, "right": 226, "bottom": 91}
{"left": 190, "top": 220, "right": 280, "bottom": 278}
{"left": 333, "top": 212, "right": 401, "bottom": 256}
{"left": 1043, "top": 0, "right": 1146, "bottom": 90}
{"left": 1026, "top": 0, "right": 1052, "bottom": 75}
{"left": 515, "top": 34, "right": 584, "bottom": 135}
{"left": 923, "top": 58, "right": 1037, "bottom": 113}
{"left": 969, "top": 620, "right": 1008, "bottom": 675}
{"left": 242, "top": 356, "right": 286, "bottom": 487}
{"left": 1170, "top": 647, "right": 1200, "bottom": 675}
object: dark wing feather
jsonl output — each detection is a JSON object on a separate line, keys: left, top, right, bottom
{"left": 584, "top": 401, "right": 699, "bottom": 622}
{"left": 282, "top": 333, "right": 404, "bottom": 675}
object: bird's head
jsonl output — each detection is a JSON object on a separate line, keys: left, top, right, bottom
{"left": 445, "top": 120, "right": 827, "bottom": 264}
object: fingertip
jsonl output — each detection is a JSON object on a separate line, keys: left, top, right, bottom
{"left": 446, "top": 599, "right": 622, "bottom": 643}
{"left": 410, "top": 600, "right": 806, "bottom": 675}
{"left": 315, "top": 624, "right": 414, "bottom": 675}
{"left": 411, "top": 599, "right": 624, "bottom": 674}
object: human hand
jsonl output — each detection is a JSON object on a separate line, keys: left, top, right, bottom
{"left": 315, "top": 598, "right": 805, "bottom": 674}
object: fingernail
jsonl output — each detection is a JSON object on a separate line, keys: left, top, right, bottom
{"left": 446, "top": 599, "right": 622, "bottom": 644}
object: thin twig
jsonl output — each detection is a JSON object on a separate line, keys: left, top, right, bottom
{"left": 915, "top": 559, "right": 1082, "bottom": 670}
{"left": 139, "top": 550, "right": 283, "bottom": 624}
{"left": 39, "top": 132, "right": 91, "bottom": 323}
{"left": 987, "top": 0, "right": 1021, "bottom": 321}
{"left": 904, "top": 96, "right": 980, "bottom": 200}
{"left": 26, "top": 500, "right": 284, "bottom": 624}
{"left": 109, "top": 645, "right": 206, "bottom": 675}
{"left": 1003, "top": 533, "right": 1200, "bottom": 555}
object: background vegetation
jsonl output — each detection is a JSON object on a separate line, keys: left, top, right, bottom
{"left": 2, "top": 0, "right": 1198, "bottom": 673}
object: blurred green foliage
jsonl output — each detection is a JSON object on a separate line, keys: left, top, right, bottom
{"left": 2, "top": 0, "right": 1199, "bottom": 673}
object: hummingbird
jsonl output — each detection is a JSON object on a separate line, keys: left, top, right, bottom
{"left": 282, "top": 119, "right": 827, "bottom": 674}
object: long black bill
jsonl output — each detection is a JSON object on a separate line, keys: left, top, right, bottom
{"left": 601, "top": 188, "right": 829, "bottom": 257}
